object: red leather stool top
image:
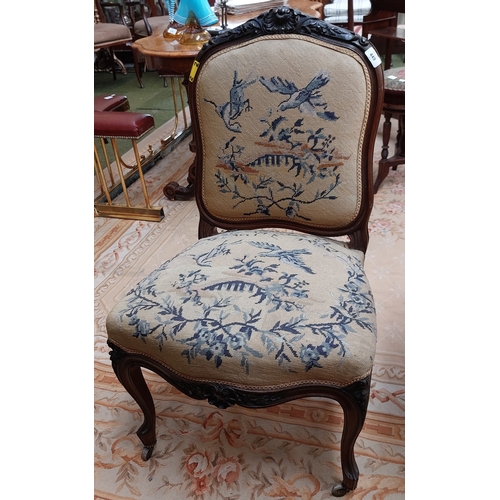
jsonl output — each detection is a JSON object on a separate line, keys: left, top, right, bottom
{"left": 94, "top": 111, "right": 155, "bottom": 139}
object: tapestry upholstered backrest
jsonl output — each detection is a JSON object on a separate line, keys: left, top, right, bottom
{"left": 189, "top": 8, "right": 384, "bottom": 249}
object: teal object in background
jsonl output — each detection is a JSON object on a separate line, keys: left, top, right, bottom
{"left": 173, "top": 0, "right": 218, "bottom": 25}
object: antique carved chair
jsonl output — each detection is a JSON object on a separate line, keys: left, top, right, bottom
{"left": 94, "top": 1, "right": 133, "bottom": 80}
{"left": 106, "top": 7, "right": 384, "bottom": 496}
{"left": 126, "top": 0, "right": 172, "bottom": 38}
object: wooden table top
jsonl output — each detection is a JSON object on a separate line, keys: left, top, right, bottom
{"left": 133, "top": 1, "right": 323, "bottom": 63}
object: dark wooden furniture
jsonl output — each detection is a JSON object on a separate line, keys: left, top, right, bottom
{"left": 320, "top": 0, "right": 404, "bottom": 70}
{"left": 121, "top": 0, "right": 173, "bottom": 87}
{"left": 131, "top": 0, "right": 323, "bottom": 76}
{"left": 106, "top": 6, "right": 384, "bottom": 496}
{"left": 94, "top": 1, "right": 133, "bottom": 80}
{"left": 373, "top": 66, "right": 405, "bottom": 193}
{"left": 321, "top": 1, "right": 405, "bottom": 191}
{"left": 362, "top": 1, "right": 405, "bottom": 192}
{"left": 320, "top": 0, "right": 364, "bottom": 31}
{"left": 362, "top": 0, "right": 404, "bottom": 70}
{"left": 126, "top": 0, "right": 170, "bottom": 37}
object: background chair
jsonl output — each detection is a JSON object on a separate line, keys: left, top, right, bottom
{"left": 126, "top": 0, "right": 172, "bottom": 38}
{"left": 125, "top": 0, "right": 175, "bottom": 87}
{"left": 94, "top": 1, "right": 133, "bottom": 80}
{"left": 373, "top": 66, "right": 404, "bottom": 193}
{"left": 363, "top": 1, "right": 404, "bottom": 192}
{"left": 321, "top": 0, "right": 405, "bottom": 70}
{"left": 362, "top": 0, "right": 404, "bottom": 70}
{"left": 323, "top": 0, "right": 404, "bottom": 192}
{"left": 106, "top": 6, "right": 384, "bottom": 497}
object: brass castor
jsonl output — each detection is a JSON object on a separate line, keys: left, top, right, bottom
{"left": 141, "top": 445, "right": 154, "bottom": 461}
{"left": 332, "top": 483, "right": 351, "bottom": 497}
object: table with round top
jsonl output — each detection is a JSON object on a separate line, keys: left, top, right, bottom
{"left": 132, "top": 1, "right": 323, "bottom": 200}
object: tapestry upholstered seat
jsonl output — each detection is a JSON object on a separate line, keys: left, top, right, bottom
{"left": 106, "top": 7, "right": 384, "bottom": 496}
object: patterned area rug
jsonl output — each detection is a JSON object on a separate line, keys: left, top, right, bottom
{"left": 94, "top": 119, "right": 405, "bottom": 499}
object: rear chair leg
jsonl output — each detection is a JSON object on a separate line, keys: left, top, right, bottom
{"left": 373, "top": 112, "right": 393, "bottom": 194}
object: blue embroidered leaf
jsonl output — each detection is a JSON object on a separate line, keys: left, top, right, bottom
{"left": 271, "top": 116, "right": 286, "bottom": 130}
{"left": 275, "top": 344, "right": 292, "bottom": 364}
{"left": 249, "top": 241, "right": 280, "bottom": 251}
{"left": 317, "top": 110, "right": 339, "bottom": 121}
{"left": 195, "top": 245, "right": 230, "bottom": 267}
{"left": 172, "top": 322, "right": 187, "bottom": 335}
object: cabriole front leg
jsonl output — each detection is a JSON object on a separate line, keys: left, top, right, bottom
{"left": 108, "top": 342, "right": 157, "bottom": 460}
{"left": 331, "top": 376, "right": 371, "bottom": 496}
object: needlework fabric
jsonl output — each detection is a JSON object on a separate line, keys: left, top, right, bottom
{"left": 107, "top": 229, "right": 377, "bottom": 388}
{"left": 195, "top": 36, "right": 371, "bottom": 229}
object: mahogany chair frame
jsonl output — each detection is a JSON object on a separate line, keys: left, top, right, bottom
{"left": 107, "top": 7, "right": 384, "bottom": 496}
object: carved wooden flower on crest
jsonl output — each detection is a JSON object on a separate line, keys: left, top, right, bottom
{"left": 263, "top": 6, "right": 299, "bottom": 32}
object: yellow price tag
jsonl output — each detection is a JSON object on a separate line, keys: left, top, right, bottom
{"left": 189, "top": 61, "right": 200, "bottom": 82}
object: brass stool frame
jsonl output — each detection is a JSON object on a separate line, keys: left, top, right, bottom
{"left": 94, "top": 132, "right": 164, "bottom": 222}
{"left": 94, "top": 79, "right": 190, "bottom": 221}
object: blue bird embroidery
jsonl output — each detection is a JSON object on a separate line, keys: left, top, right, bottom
{"left": 205, "top": 71, "right": 257, "bottom": 132}
{"left": 248, "top": 241, "right": 315, "bottom": 274}
{"left": 259, "top": 72, "right": 339, "bottom": 121}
